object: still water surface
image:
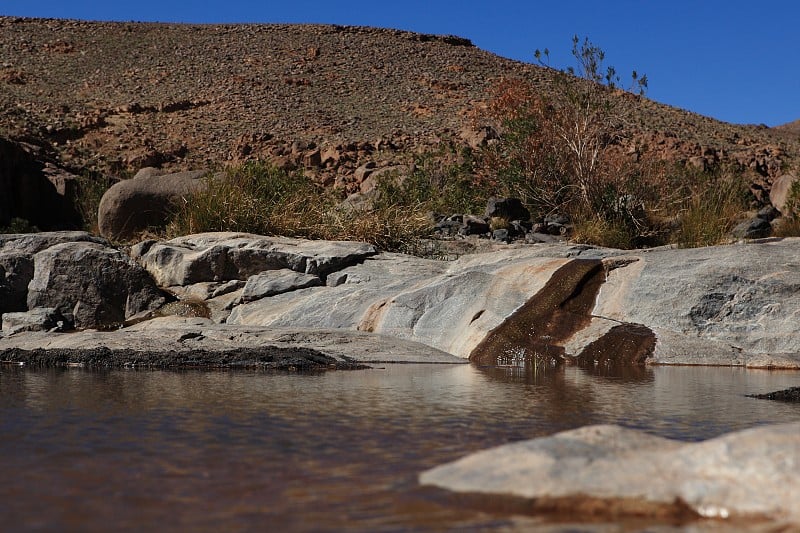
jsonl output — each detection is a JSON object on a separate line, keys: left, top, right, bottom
{"left": 1, "top": 363, "right": 799, "bottom": 531}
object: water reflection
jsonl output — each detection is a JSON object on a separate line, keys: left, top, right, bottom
{"left": 1, "top": 363, "right": 799, "bottom": 531}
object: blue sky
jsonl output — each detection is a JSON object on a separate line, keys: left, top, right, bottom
{"left": 3, "top": 1, "right": 798, "bottom": 126}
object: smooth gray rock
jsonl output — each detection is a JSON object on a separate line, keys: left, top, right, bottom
{"left": 97, "top": 168, "right": 211, "bottom": 240}
{"left": 0, "top": 231, "right": 108, "bottom": 255}
{"left": 131, "top": 232, "right": 377, "bottom": 286}
{"left": 595, "top": 239, "right": 800, "bottom": 366}
{"left": 226, "top": 239, "right": 800, "bottom": 368}
{"left": 27, "top": 241, "right": 166, "bottom": 329}
{"left": 1, "top": 307, "right": 65, "bottom": 334}
{"left": 420, "top": 422, "right": 800, "bottom": 524}
{"left": 240, "top": 269, "right": 322, "bottom": 302}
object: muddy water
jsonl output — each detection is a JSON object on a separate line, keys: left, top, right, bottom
{"left": 1, "top": 363, "right": 799, "bottom": 531}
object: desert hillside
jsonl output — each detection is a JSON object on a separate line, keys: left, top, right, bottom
{"left": 1, "top": 16, "right": 797, "bottom": 189}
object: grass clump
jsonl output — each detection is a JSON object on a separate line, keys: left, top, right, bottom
{"left": 166, "top": 161, "right": 433, "bottom": 253}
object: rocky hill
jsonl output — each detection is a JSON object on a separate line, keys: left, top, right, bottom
{"left": 0, "top": 16, "right": 797, "bottom": 211}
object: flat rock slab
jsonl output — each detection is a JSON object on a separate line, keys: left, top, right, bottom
{"left": 420, "top": 423, "right": 800, "bottom": 525}
{"left": 131, "top": 232, "right": 377, "bottom": 286}
{"left": 0, "top": 317, "right": 466, "bottom": 367}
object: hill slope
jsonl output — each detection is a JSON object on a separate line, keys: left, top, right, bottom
{"left": 0, "top": 17, "right": 796, "bottom": 190}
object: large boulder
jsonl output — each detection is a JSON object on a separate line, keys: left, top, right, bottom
{"left": 0, "top": 232, "right": 108, "bottom": 314}
{"left": 0, "top": 137, "right": 82, "bottom": 230}
{"left": 421, "top": 422, "right": 800, "bottom": 524}
{"left": 130, "top": 232, "right": 378, "bottom": 286}
{"left": 97, "top": 167, "right": 211, "bottom": 240}
{"left": 769, "top": 173, "right": 799, "bottom": 215}
{"left": 26, "top": 241, "right": 166, "bottom": 329}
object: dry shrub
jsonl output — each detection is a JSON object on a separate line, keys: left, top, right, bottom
{"left": 166, "top": 161, "right": 433, "bottom": 252}
{"left": 674, "top": 170, "right": 748, "bottom": 247}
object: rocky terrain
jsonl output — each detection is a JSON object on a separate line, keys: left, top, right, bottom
{"left": 2, "top": 17, "right": 800, "bottom": 527}
{"left": 0, "top": 17, "right": 797, "bottom": 199}
{"left": 2, "top": 231, "right": 799, "bottom": 525}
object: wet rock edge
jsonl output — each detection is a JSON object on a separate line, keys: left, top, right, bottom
{"left": 0, "top": 346, "right": 370, "bottom": 371}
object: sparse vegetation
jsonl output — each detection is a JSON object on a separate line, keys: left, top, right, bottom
{"left": 165, "top": 161, "right": 432, "bottom": 253}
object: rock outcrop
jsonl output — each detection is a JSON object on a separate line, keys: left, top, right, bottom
{"left": 97, "top": 167, "right": 211, "bottom": 240}
{"left": 3, "top": 231, "right": 800, "bottom": 369}
{"left": 420, "top": 422, "right": 800, "bottom": 525}
{"left": 0, "top": 232, "right": 164, "bottom": 330}
{"left": 130, "top": 232, "right": 378, "bottom": 286}
{"left": 0, "top": 137, "right": 82, "bottom": 230}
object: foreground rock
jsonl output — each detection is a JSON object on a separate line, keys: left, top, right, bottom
{"left": 0, "top": 317, "right": 466, "bottom": 368}
{"left": 131, "top": 232, "right": 378, "bottom": 286}
{"left": 4, "top": 231, "right": 800, "bottom": 370}
{"left": 420, "top": 423, "right": 800, "bottom": 526}
{"left": 0, "top": 232, "right": 164, "bottom": 329}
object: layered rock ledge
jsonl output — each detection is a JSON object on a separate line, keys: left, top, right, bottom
{"left": 2, "top": 232, "right": 800, "bottom": 369}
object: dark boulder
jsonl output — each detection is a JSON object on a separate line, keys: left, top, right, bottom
{"left": 26, "top": 241, "right": 166, "bottom": 329}
{"left": 485, "top": 197, "right": 530, "bottom": 222}
{"left": 0, "top": 137, "right": 82, "bottom": 230}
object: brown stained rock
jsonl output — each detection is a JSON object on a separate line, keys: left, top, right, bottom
{"left": 573, "top": 322, "right": 656, "bottom": 368}
{"left": 469, "top": 259, "right": 606, "bottom": 366}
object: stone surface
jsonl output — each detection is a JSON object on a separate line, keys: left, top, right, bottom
{"left": 97, "top": 168, "right": 211, "bottom": 240}
{"left": 0, "top": 231, "right": 107, "bottom": 255}
{"left": 769, "top": 173, "right": 798, "bottom": 215}
{"left": 1, "top": 307, "right": 65, "bottom": 334}
{"left": 0, "top": 319, "right": 466, "bottom": 365}
{"left": 0, "top": 252, "right": 34, "bottom": 314}
{"left": 594, "top": 239, "right": 800, "bottom": 367}
{"left": 26, "top": 241, "right": 166, "bottom": 329}
{"left": 227, "top": 238, "right": 800, "bottom": 368}
{"left": 420, "top": 422, "right": 800, "bottom": 524}
{"left": 240, "top": 269, "right": 322, "bottom": 302}
{"left": 131, "top": 232, "right": 377, "bottom": 286}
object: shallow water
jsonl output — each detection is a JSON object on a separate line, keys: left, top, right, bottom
{"left": 1, "top": 363, "right": 798, "bottom": 531}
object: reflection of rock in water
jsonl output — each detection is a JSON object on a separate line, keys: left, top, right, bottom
{"left": 469, "top": 259, "right": 656, "bottom": 371}
{"left": 748, "top": 387, "right": 800, "bottom": 403}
